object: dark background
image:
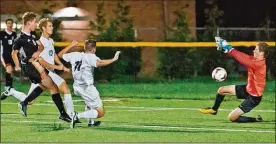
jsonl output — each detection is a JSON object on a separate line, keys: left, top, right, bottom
{"left": 196, "top": 0, "right": 276, "bottom": 27}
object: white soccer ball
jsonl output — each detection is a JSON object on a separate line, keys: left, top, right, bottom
{"left": 212, "top": 67, "right": 227, "bottom": 82}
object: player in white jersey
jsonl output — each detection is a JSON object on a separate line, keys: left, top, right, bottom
{"left": 37, "top": 18, "right": 75, "bottom": 117}
{"left": 58, "top": 39, "right": 121, "bottom": 128}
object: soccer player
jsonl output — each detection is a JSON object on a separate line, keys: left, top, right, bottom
{"left": 37, "top": 18, "right": 75, "bottom": 116}
{"left": 200, "top": 37, "right": 267, "bottom": 123}
{"left": 0, "top": 19, "right": 27, "bottom": 101}
{"left": 58, "top": 39, "right": 121, "bottom": 128}
{"left": 12, "top": 12, "right": 71, "bottom": 122}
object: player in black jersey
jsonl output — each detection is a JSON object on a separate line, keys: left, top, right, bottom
{"left": 11, "top": 12, "right": 71, "bottom": 122}
{"left": 0, "top": 19, "right": 28, "bottom": 101}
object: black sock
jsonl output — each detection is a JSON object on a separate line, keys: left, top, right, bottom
{"left": 23, "top": 86, "right": 43, "bottom": 105}
{"left": 51, "top": 93, "right": 66, "bottom": 115}
{"left": 234, "top": 116, "right": 257, "bottom": 123}
{"left": 5, "top": 73, "right": 13, "bottom": 88}
{"left": 212, "top": 94, "right": 225, "bottom": 111}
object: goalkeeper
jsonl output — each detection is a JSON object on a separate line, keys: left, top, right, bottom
{"left": 200, "top": 37, "right": 268, "bottom": 123}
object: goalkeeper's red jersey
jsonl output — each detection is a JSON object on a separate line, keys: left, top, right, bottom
{"left": 228, "top": 49, "right": 266, "bottom": 97}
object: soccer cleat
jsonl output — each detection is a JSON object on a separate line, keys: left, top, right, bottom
{"left": 256, "top": 115, "right": 263, "bottom": 122}
{"left": 0, "top": 91, "right": 9, "bottom": 100}
{"left": 59, "top": 113, "right": 72, "bottom": 123}
{"left": 0, "top": 87, "right": 13, "bottom": 100}
{"left": 18, "top": 102, "right": 27, "bottom": 117}
{"left": 70, "top": 112, "right": 79, "bottom": 129}
{"left": 199, "top": 107, "right": 217, "bottom": 115}
{"left": 75, "top": 119, "right": 82, "bottom": 123}
{"left": 88, "top": 121, "right": 101, "bottom": 127}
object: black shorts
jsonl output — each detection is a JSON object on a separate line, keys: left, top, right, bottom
{"left": 22, "top": 62, "right": 48, "bottom": 84}
{"left": 2, "top": 54, "right": 15, "bottom": 67}
{"left": 235, "top": 85, "right": 262, "bottom": 113}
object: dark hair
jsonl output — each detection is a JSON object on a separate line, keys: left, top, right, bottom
{"left": 38, "top": 18, "right": 52, "bottom": 31}
{"left": 22, "top": 12, "right": 36, "bottom": 25}
{"left": 6, "top": 19, "right": 13, "bottom": 24}
{"left": 258, "top": 42, "right": 269, "bottom": 57}
{"left": 84, "top": 39, "right": 96, "bottom": 51}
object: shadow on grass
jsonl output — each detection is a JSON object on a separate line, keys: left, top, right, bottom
{"left": 31, "top": 123, "right": 69, "bottom": 132}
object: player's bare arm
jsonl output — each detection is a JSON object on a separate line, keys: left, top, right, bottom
{"left": 32, "top": 40, "right": 44, "bottom": 59}
{"left": 58, "top": 40, "right": 78, "bottom": 58}
{"left": 54, "top": 54, "right": 70, "bottom": 72}
{"left": 38, "top": 57, "right": 63, "bottom": 71}
{"left": 96, "top": 51, "right": 121, "bottom": 67}
{"left": 11, "top": 49, "right": 21, "bottom": 71}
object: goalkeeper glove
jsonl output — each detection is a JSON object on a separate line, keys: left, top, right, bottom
{"left": 215, "top": 37, "right": 233, "bottom": 53}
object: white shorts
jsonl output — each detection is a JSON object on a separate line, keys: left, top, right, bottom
{"left": 73, "top": 85, "right": 103, "bottom": 109}
{"left": 48, "top": 71, "right": 65, "bottom": 87}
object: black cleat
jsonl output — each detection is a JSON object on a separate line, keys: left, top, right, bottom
{"left": 70, "top": 112, "right": 79, "bottom": 129}
{"left": 59, "top": 113, "right": 72, "bottom": 123}
{"left": 18, "top": 102, "right": 27, "bottom": 117}
{"left": 256, "top": 115, "right": 263, "bottom": 122}
{"left": 88, "top": 121, "right": 101, "bottom": 127}
{"left": 75, "top": 119, "right": 82, "bottom": 123}
{"left": 0, "top": 92, "right": 9, "bottom": 100}
{"left": 1, "top": 88, "right": 12, "bottom": 101}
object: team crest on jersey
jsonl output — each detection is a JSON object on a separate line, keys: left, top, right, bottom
{"left": 4, "top": 36, "right": 7, "bottom": 39}
{"left": 49, "top": 50, "right": 53, "bottom": 56}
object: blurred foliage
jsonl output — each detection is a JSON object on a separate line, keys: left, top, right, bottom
{"left": 89, "top": 0, "right": 141, "bottom": 81}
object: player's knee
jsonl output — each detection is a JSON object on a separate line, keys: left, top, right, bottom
{"left": 228, "top": 113, "right": 236, "bottom": 122}
{"left": 98, "top": 112, "right": 104, "bottom": 118}
{"left": 228, "top": 112, "right": 240, "bottom": 122}
{"left": 59, "top": 82, "right": 71, "bottom": 94}
{"left": 6, "top": 66, "right": 13, "bottom": 73}
{"left": 97, "top": 108, "right": 104, "bottom": 118}
{"left": 217, "top": 87, "right": 224, "bottom": 94}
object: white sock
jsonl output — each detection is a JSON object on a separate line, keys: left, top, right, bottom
{"left": 85, "top": 105, "right": 93, "bottom": 124}
{"left": 64, "top": 94, "right": 74, "bottom": 115}
{"left": 27, "top": 83, "right": 39, "bottom": 96}
{"left": 77, "top": 109, "right": 98, "bottom": 119}
{"left": 10, "top": 88, "right": 27, "bottom": 102}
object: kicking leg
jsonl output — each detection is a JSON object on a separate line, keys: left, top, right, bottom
{"left": 18, "top": 84, "right": 45, "bottom": 117}
{"left": 229, "top": 95, "right": 263, "bottom": 123}
{"left": 228, "top": 108, "right": 263, "bottom": 123}
{"left": 58, "top": 81, "right": 74, "bottom": 117}
{"left": 1, "top": 65, "right": 27, "bottom": 101}
{"left": 41, "top": 76, "right": 71, "bottom": 122}
{"left": 200, "top": 85, "right": 236, "bottom": 115}
{"left": 27, "top": 83, "right": 40, "bottom": 105}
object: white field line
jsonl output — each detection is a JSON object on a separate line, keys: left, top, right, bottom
{"left": 1, "top": 102, "right": 275, "bottom": 113}
{"left": 121, "top": 124, "right": 275, "bottom": 133}
{"left": 1, "top": 119, "right": 274, "bottom": 133}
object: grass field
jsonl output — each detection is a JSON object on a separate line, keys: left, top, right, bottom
{"left": 1, "top": 80, "right": 275, "bottom": 143}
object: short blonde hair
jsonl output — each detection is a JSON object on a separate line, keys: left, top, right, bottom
{"left": 38, "top": 18, "right": 52, "bottom": 31}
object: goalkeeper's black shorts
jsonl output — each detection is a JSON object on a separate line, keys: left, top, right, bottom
{"left": 235, "top": 85, "right": 262, "bottom": 113}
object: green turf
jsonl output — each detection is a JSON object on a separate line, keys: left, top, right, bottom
{"left": 1, "top": 96, "right": 275, "bottom": 143}
{"left": 2, "top": 80, "right": 275, "bottom": 101}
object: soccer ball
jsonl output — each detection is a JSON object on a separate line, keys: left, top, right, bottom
{"left": 212, "top": 67, "right": 227, "bottom": 82}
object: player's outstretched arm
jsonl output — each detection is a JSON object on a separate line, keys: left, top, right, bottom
{"left": 216, "top": 37, "right": 257, "bottom": 69}
{"left": 38, "top": 57, "right": 63, "bottom": 71}
{"left": 58, "top": 40, "right": 78, "bottom": 58}
{"left": 11, "top": 50, "right": 21, "bottom": 71}
{"left": 96, "top": 51, "right": 121, "bottom": 67}
{"left": 54, "top": 54, "right": 70, "bottom": 72}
